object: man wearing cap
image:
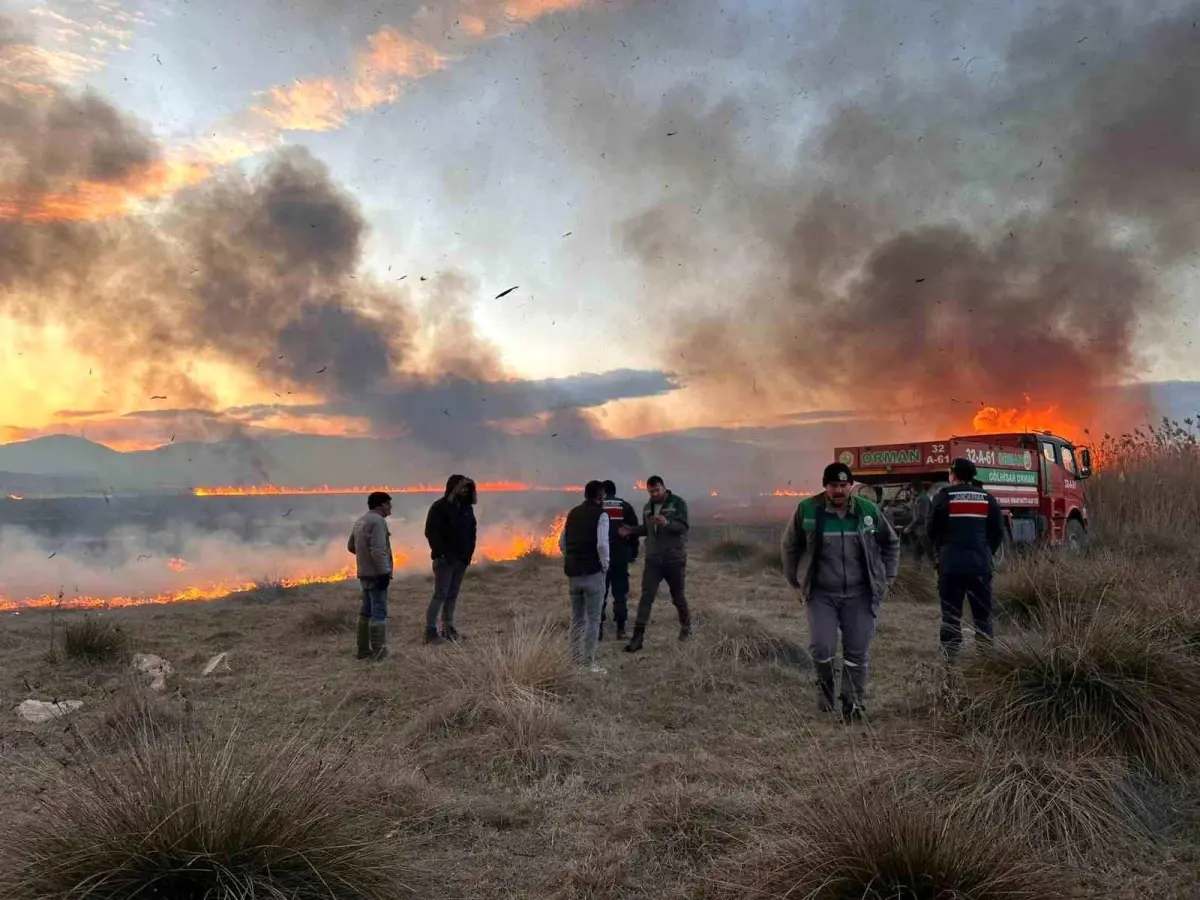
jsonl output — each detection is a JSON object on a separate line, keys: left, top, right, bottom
{"left": 348, "top": 491, "right": 394, "bottom": 660}
{"left": 780, "top": 462, "right": 900, "bottom": 720}
{"left": 927, "top": 457, "right": 1005, "bottom": 658}
{"left": 600, "top": 479, "right": 640, "bottom": 641}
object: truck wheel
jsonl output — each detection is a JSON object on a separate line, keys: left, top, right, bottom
{"left": 1065, "top": 519, "right": 1086, "bottom": 554}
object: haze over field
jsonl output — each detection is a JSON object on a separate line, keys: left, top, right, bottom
{"left": 1, "top": 0, "right": 1199, "bottom": 487}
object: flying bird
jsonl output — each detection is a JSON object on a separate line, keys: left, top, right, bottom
{"left": 316, "top": 366, "right": 327, "bottom": 374}
{"left": 495, "top": 285, "right": 519, "bottom": 299}
{"left": 150, "top": 395, "right": 166, "bottom": 400}
{"left": 48, "top": 552, "right": 57, "bottom": 559}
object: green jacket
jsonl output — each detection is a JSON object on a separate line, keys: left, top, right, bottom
{"left": 630, "top": 491, "right": 689, "bottom": 563}
{"left": 780, "top": 493, "right": 900, "bottom": 608}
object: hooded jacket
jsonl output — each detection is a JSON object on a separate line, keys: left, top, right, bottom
{"left": 424, "top": 475, "right": 478, "bottom": 563}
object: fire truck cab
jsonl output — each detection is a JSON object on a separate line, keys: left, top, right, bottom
{"left": 832, "top": 431, "right": 1092, "bottom": 559}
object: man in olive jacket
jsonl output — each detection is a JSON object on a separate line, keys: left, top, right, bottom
{"left": 620, "top": 475, "right": 690, "bottom": 653}
{"left": 781, "top": 462, "right": 900, "bottom": 720}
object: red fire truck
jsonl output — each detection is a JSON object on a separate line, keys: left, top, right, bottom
{"left": 832, "top": 431, "right": 1093, "bottom": 560}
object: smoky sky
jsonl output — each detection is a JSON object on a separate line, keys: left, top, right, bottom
{"left": 0, "top": 69, "right": 669, "bottom": 457}
{"left": 516, "top": 0, "right": 1200, "bottom": 431}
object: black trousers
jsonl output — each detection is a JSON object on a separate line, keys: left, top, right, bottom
{"left": 938, "top": 572, "right": 993, "bottom": 653}
{"left": 633, "top": 557, "right": 689, "bottom": 628}
{"left": 602, "top": 553, "right": 631, "bottom": 626}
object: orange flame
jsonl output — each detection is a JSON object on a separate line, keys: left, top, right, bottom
{"left": 6, "top": 494, "right": 23, "bottom": 500}
{"left": 192, "top": 482, "right": 581, "bottom": 497}
{"left": 972, "top": 404, "right": 1085, "bottom": 442}
{"left": 0, "top": 519, "right": 566, "bottom": 612}
{"left": 770, "top": 489, "right": 803, "bottom": 497}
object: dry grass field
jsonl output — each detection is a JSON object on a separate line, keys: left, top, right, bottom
{"left": 3, "top": 424, "right": 1200, "bottom": 899}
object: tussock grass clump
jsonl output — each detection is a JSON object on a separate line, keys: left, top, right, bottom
{"left": 300, "top": 604, "right": 354, "bottom": 635}
{"left": 408, "top": 621, "right": 576, "bottom": 774}
{"left": 876, "top": 739, "right": 1158, "bottom": 862}
{"left": 723, "top": 786, "right": 1080, "bottom": 900}
{"left": 992, "top": 553, "right": 1124, "bottom": 626}
{"left": 60, "top": 616, "right": 128, "bottom": 663}
{"left": 958, "top": 604, "right": 1200, "bottom": 779}
{"left": 712, "top": 615, "right": 808, "bottom": 668}
{"left": 0, "top": 727, "right": 420, "bottom": 900}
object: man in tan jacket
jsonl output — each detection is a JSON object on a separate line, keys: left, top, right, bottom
{"left": 348, "top": 491, "right": 394, "bottom": 659}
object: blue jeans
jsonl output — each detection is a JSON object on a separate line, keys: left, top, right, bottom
{"left": 427, "top": 558, "right": 467, "bottom": 630}
{"left": 359, "top": 577, "right": 389, "bottom": 624}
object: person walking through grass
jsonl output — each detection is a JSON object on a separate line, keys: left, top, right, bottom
{"left": 927, "top": 457, "right": 1004, "bottom": 659}
{"left": 619, "top": 475, "right": 691, "bottom": 653}
{"left": 559, "top": 480, "right": 611, "bottom": 674}
{"left": 600, "top": 479, "right": 640, "bottom": 642}
{"left": 423, "top": 474, "right": 478, "bottom": 645}
{"left": 781, "top": 462, "right": 900, "bottom": 721}
{"left": 348, "top": 491, "right": 394, "bottom": 660}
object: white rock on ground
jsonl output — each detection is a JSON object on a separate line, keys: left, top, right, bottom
{"left": 131, "top": 653, "right": 173, "bottom": 692}
{"left": 17, "top": 699, "right": 83, "bottom": 724}
{"left": 202, "top": 652, "right": 230, "bottom": 676}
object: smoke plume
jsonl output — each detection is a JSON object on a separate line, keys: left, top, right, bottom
{"left": 532, "top": 0, "right": 1198, "bottom": 436}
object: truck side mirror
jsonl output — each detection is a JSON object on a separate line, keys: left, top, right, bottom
{"left": 1078, "top": 447, "right": 1093, "bottom": 479}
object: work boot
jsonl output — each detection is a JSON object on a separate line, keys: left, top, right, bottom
{"left": 441, "top": 625, "right": 464, "bottom": 643}
{"left": 616, "top": 621, "right": 627, "bottom": 641}
{"left": 841, "top": 661, "right": 868, "bottom": 722}
{"left": 814, "top": 660, "right": 836, "bottom": 713}
{"left": 840, "top": 698, "right": 866, "bottom": 724}
{"left": 424, "top": 627, "right": 445, "bottom": 646}
{"left": 355, "top": 617, "right": 372, "bottom": 660}
{"left": 624, "top": 625, "right": 645, "bottom": 653}
{"left": 368, "top": 622, "right": 388, "bottom": 660}
{"left": 678, "top": 623, "right": 692, "bottom": 641}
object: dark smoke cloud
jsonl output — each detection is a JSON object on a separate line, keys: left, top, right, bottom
{"left": 0, "top": 79, "right": 667, "bottom": 464}
{"left": 528, "top": 0, "right": 1194, "bottom": 432}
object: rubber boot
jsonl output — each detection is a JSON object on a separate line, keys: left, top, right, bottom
{"left": 424, "top": 626, "right": 445, "bottom": 646}
{"left": 355, "top": 617, "right": 372, "bottom": 660}
{"left": 814, "top": 660, "right": 836, "bottom": 713}
{"left": 368, "top": 622, "right": 388, "bottom": 660}
{"left": 624, "top": 625, "right": 645, "bottom": 653}
{"left": 840, "top": 661, "right": 867, "bottom": 722}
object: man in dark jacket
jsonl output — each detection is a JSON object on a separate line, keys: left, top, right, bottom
{"left": 927, "top": 457, "right": 1005, "bottom": 658}
{"left": 620, "top": 475, "right": 690, "bottom": 653}
{"left": 558, "top": 480, "right": 610, "bottom": 673}
{"left": 781, "top": 462, "right": 900, "bottom": 720}
{"left": 600, "top": 479, "right": 639, "bottom": 641}
{"left": 423, "top": 474, "right": 478, "bottom": 645}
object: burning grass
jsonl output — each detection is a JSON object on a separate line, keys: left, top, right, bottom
{"left": 957, "top": 602, "right": 1200, "bottom": 780}
{"left": 0, "top": 726, "right": 421, "bottom": 900}
{"left": 60, "top": 616, "right": 129, "bottom": 664}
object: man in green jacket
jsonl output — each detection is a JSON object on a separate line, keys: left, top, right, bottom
{"left": 619, "top": 475, "right": 690, "bottom": 652}
{"left": 781, "top": 462, "right": 900, "bottom": 721}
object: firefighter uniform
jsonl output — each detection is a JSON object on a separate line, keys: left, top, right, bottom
{"left": 600, "top": 489, "right": 640, "bottom": 639}
{"left": 927, "top": 458, "right": 1005, "bottom": 657}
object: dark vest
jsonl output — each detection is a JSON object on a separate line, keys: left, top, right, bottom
{"left": 563, "top": 502, "right": 605, "bottom": 578}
